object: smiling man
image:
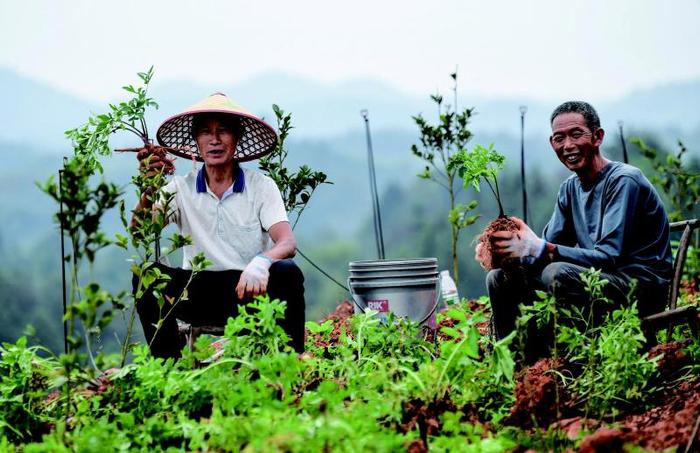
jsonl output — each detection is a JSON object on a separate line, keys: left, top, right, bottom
{"left": 132, "top": 93, "right": 305, "bottom": 358}
{"left": 478, "top": 101, "right": 672, "bottom": 360}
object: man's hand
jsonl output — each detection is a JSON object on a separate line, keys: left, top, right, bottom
{"left": 137, "top": 144, "right": 175, "bottom": 177}
{"left": 474, "top": 242, "right": 488, "bottom": 269}
{"left": 236, "top": 255, "right": 273, "bottom": 299}
{"left": 491, "top": 217, "right": 545, "bottom": 260}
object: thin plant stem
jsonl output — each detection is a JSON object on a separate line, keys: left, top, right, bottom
{"left": 120, "top": 304, "right": 138, "bottom": 368}
{"left": 491, "top": 176, "right": 505, "bottom": 217}
{"left": 119, "top": 123, "right": 146, "bottom": 140}
{"left": 148, "top": 271, "right": 200, "bottom": 350}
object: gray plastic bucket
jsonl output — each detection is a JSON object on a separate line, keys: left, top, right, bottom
{"left": 348, "top": 258, "right": 440, "bottom": 329}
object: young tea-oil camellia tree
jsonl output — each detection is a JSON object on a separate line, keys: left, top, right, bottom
{"left": 258, "top": 104, "right": 331, "bottom": 230}
{"left": 411, "top": 72, "right": 479, "bottom": 284}
{"left": 448, "top": 143, "right": 518, "bottom": 270}
{"left": 45, "top": 67, "right": 207, "bottom": 373}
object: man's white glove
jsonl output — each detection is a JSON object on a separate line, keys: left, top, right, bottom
{"left": 492, "top": 217, "right": 546, "bottom": 260}
{"left": 236, "top": 254, "right": 273, "bottom": 299}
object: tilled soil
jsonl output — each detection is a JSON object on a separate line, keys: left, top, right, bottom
{"left": 307, "top": 300, "right": 354, "bottom": 348}
{"left": 579, "top": 380, "right": 700, "bottom": 452}
{"left": 513, "top": 341, "right": 700, "bottom": 451}
{"left": 504, "top": 357, "right": 568, "bottom": 429}
{"left": 308, "top": 302, "right": 700, "bottom": 451}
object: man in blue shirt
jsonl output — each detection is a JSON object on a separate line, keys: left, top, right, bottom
{"left": 479, "top": 101, "right": 672, "bottom": 356}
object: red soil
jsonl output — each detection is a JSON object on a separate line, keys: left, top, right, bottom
{"left": 141, "top": 145, "right": 176, "bottom": 175}
{"left": 477, "top": 216, "right": 520, "bottom": 270}
{"left": 399, "top": 397, "right": 458, "bottom": 445}
{"left": 311, "top": 302, "right": 700, "bottom": 451}
{"left": 507, "top": 341, "right": 700, "bottom": 451}
{"left": 579, "top": 380, "right": 700, "bottom": 451}
{"left": 681, "top": 279, "right": 700, "bottom": 305}
{"left": 649, "top": 340, "right": 692, "bottom": 383}
{"left": 504, "top": 358, "right": 568, "bottom": 429}
{"left": 306, "top": 300, "right": 354, "bottom": 348}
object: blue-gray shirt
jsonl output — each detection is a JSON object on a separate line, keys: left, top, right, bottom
{"left": 542, "top": 161, "right": 672, "bottom": 287}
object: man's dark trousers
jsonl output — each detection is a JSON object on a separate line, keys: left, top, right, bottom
{"left": 486, "top": 261, "right": 667, "bottom": 361}
{"left": 134, "top": 259, "right": 306, "bottom": 359}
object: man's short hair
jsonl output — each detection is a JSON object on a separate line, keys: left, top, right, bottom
{"left": 191, "top": 113, "right": 246, "bottom": 139}
{"left": 550, "top": 101, "right": 601, "bottom": 131}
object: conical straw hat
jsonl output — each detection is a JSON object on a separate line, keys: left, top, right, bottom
{"left": 156, "top": 92, "right": 278, "bottom": 162}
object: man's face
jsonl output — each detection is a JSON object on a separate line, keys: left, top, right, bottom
{"left": 549, "top": 112, "right": 604, "bottom": 174}
{"left": 194, "top": 116, "right": 238, "bottom": 167}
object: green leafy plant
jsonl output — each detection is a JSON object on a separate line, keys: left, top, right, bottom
{"left": 65, "top": 67, "right": 158, "bottom": 173}
{"left": 521, "top": 268, "right": 659, "bottom": 421}
{"left": 411, "top": 72, "right": 479, "bottom": 283}
{"left": 633, "top": 138, "right": 700, "bottom": 293}
{"left": 37, "top": 70, "right": 210, "bottom": 436}
{"left": 449, "top": 143, "right": 512, "bottom": 270}
{"left": 39, "top": 153, "right": 126, "bottom": 427}
{"left": 60, "top": 68, "right": 210, "bottom": 367}
{"left": 259, "top": 104, "right": 331, "bottom": 229}
{"left": 0, "top": 337, "right": 57, "bottom": 443}
{"left": 449, "top": 143, "right": 507, "bottom": 218}
{"left": 4, "top": 284, "right": 684, "bottom": 451}
{"left": 632, "top": 138, "right": 699, "bottom": 222}
{"left": 40, "top": 157, "right": 125, "bottom": 360}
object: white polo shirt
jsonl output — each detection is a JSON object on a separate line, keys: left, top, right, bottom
{"left": 160, "top": 166, "right": 288, "bottom": 271}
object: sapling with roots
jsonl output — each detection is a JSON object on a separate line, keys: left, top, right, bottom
{"left": 46, "top": 68, "right": 331, "bottom": 377}
{"left": 43, "top": 68, "right": 209, "bottom": 383}
{"left": 448, "top": 143, "right": 518, "bottom": 270}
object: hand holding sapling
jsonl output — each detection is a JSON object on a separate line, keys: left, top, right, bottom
{"left": 490, "top": 216, "right": 545, "bottom": 260}
{"left": 449, "top": 144, "right": 520, "bottom": 269}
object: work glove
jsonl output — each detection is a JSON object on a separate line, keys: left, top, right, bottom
{"left": 491, "top": 217, "right": 545, "bottom": 260}
{"left": 236, "top": 254, "right": 273, "bottom": 299}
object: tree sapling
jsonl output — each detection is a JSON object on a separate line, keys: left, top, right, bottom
{"left": 449, "top": 144, "right": 518, "bottom": 270}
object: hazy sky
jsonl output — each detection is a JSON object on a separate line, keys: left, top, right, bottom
{"left": 2, "top": 0, "right": 699, "bottom": 102}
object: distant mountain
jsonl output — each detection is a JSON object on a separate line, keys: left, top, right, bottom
{"left": 0, "top": 68, "right": 97, "bottom": 150}
{"left": 3, "top": 66, "right": 700, "bottom": 150}
{"left": 602, "top": 80, "right": 700, "bottom": 134}
{"left": 2, "top": 67, "right": 699, "bottom": 247}
{"left": 150, "top": 72, "right": 430, "bottom": 139}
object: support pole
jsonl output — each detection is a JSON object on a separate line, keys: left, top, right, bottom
{"left": 618, "top": 120, "right": 629, "bottom": 164}
{"left": 519, "top": 106, "right": 528, "bottom": 224}
{"left": 58, "top": 158, "right": 68, "bottom": 354}
{"left": 360, "top": 109, "right": 385, "bottom": 260}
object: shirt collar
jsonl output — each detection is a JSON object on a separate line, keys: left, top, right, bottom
{"left": 196, "top": 165, "right": 245, "bottom": 194}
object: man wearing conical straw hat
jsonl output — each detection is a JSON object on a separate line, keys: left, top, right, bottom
{"left": 132, "top": 92, "right": 305, "bottom": 357}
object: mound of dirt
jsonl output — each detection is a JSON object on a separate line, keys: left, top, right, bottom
{"left": 649, "top": 340, "right": 692, "bottom": 383}
{"left": 307, "top": 300, "right": 354, "bottom": 348}
{"left": 504, "top": 358, "right": 568, "bottom": 429}
{"left": 399, "top": 397, "right": 458, "bottom": 443}
{"left": 579, "top": 380, "right": 700, "bottom": 451}
{"left": 578, "top": 427, "right": 625, "bottom": 452}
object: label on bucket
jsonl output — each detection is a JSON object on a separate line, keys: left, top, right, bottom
{"left": 367, "top": 299, "right": 389, "bottom": 313}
